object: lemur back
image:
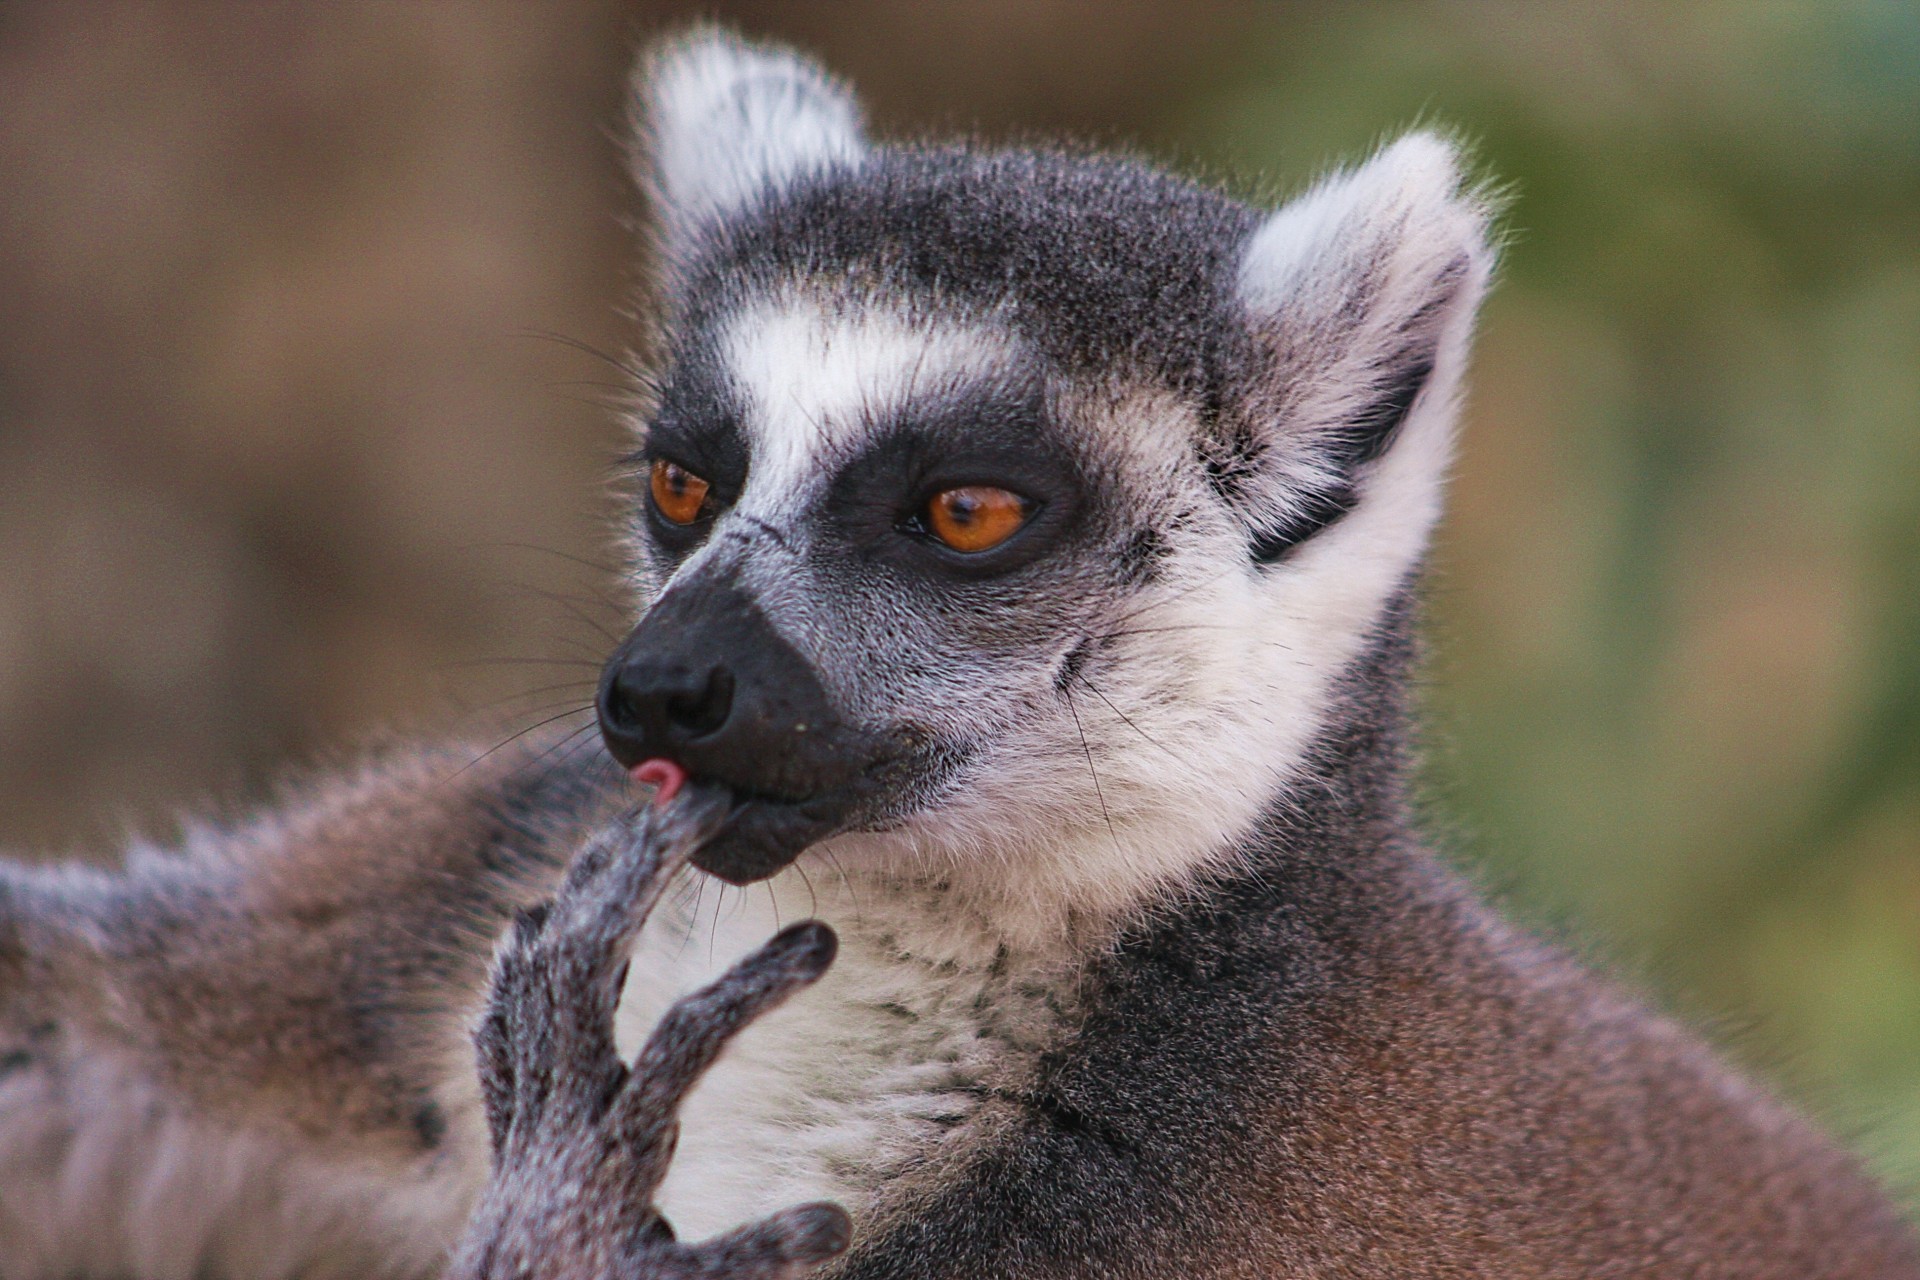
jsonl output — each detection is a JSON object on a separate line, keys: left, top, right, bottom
{"left": 1, "top": 27, "right": 1915, "bottom": 1280}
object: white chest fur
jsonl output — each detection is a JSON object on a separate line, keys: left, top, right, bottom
{"left": 613, "top": 865, "right": 1080, "bottom": 1241}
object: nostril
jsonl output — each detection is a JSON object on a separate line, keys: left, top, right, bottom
{"left": 600, "top": 674, "right": 646, "bottom": 735}
{"left": 598, "top": 656, "right": 734, "bottom": 756}
{"left": 602, "top": 679, "right": 641, "bottom": 729}
{"left": 664, "top": 665, "right": 734, "bottom": 737}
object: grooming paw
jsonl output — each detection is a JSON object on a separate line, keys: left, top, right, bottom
{"left": 450, "top": 794, "right": 849, "bottom": 1280}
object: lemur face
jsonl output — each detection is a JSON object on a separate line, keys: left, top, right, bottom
{"left": 599, "top": 33, "right": 1492, "bottom": 911}
{"left": 602, "top": 285, "right": 1193, "bottom": 884}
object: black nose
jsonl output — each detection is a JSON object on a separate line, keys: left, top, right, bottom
{"left": 595, "top": 571, "right": 886, "bottom": 883}
{"left": 596, "top": 573, "right": 862, "bottom": 791}
{"left": 599, "top": 657, "right": 736, "bottom": 748}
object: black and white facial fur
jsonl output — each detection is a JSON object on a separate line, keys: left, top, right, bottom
{"left": 2, "top": 27, "right": 1913, "bottom": 1280}
{"left": 593, "top": 29, "right": 1486, "bottom": 1235}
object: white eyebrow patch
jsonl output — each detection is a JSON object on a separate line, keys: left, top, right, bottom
{"left": 722, "top": 299, "right": 1014, "bottom": 503}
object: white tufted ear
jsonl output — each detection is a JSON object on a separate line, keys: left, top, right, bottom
{"left": 1229, "top": 132, "right": 1496, "bottom": 559}
{"left": 634, "top": 29, "right": 866, "bottom": 274}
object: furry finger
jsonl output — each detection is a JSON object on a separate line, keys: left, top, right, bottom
{"left": 532, "top": 791, "right": 731, "bottom": 1099}
{"left": 672, "top": 1203, "right": 852, "bottom": 1280}
{"left": 546, "top": 790, "right": 729, "bottom": 998}
{"left": 613, "top": 922, "right": 836, "bottom": 1165}
{"left": 474, "top": 983, "right": 517, "bottom": 1154}
{"left": 486, "top": 902, "right": 558, "bottom": 1134}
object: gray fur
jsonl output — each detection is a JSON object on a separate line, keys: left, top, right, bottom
{"left": 0, "top": 24, "right": 1914, "bottom": 1280}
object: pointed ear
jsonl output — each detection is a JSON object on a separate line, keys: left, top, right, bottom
{"left": 633, "top": 29, "right": 866, "bottom": 284}
{"left": 1227, "top": 132, "right": 1496, "bottom": 561}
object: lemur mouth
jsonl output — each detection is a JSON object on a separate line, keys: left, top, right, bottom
{"left": 629, "top": 757, "right": 855, "bottom": 884}
{"left": 625, "top": 748, "right": 930, "bottom": 886}
{"left": 698, "top": 790, "right": 854, "bottom": 884}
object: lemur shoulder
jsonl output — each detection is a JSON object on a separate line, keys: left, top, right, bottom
{"left": 0, "top": 28, "right": 1914, "bottom": 1280}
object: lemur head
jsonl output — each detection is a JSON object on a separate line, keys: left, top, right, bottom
{"left": 596, "top": 30, "right": 1495, "bottom": 927}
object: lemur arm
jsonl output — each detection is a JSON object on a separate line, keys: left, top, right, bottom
{"left": 449, "top": 793, "right": 849, "bottom": 1280}
{"left": 447, "top": 789, "right": 1200, "bottom": 1280}
{"left": 0, "top": 742, "right": 620, "bottom": 1280}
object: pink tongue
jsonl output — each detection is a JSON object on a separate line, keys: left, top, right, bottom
{"left": 630, "top": 758, "right": 687, "bottom": 807}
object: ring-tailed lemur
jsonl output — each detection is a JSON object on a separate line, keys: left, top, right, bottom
{"left": 1, "top": 27, "right": 1915, "bottom": 1280}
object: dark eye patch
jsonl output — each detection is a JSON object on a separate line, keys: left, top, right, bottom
{"left": 632, "top": 351, "right": 751, "bottom": 554}
{"left": 821, "top": 373, "right": 1082, "bottom": 578}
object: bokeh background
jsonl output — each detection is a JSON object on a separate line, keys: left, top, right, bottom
{"left": 3, "top": 0, "right": 1917, "bottom": 1206}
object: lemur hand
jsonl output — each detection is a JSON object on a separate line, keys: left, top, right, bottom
{"left": 449, "top": 793, "right": 850, "bottom": 1280}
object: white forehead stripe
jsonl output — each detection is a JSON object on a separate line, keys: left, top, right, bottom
{"left": 723, "top": 302, "right": 1014, "bottom": 500}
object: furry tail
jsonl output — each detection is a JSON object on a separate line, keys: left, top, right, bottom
{"left": 0, "top": 867, "right": 26, "bottom": 1003}
{"left": 0, "top": 863, "right": 67, "bottom": 1044}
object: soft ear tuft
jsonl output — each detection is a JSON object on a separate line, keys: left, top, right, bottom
{"left": 1229, "top": 131, "right": 1497, "bottom": 560}
{"left": 634, "top": 29, "right": 866, "bottom": 273}
{"left": 1237, "top": 132, "right": 1489, "bottom": 324}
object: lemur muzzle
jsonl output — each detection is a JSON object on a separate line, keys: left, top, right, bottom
{"left": 596, "top": 573, "right": 877, "bottom": 881}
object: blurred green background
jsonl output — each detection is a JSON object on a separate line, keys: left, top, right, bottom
{"left": 2, "top": 0, "right": 1916, "bottom": 1205}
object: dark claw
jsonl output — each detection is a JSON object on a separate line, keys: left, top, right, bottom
{"left": 452, "top": 793, "right": 849, "bottom": 1280}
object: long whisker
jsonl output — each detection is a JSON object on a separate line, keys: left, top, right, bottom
{"left": 451, "top": 709, "right": 599, "bottom": 780}
{"left": 450, "top": 694, "right": 596, "bottom": 728}
{"left": 441, "top": 656, "right": 604, "bottom": 672}
{"left": 465, "top": 540, "right": 629, "bottom": 581}
{"left": 1073, "top": 674, "right": 1183, "bottom": 764}
{"left": 678, "top": 875, "right": 707, "bottom": 961}
{"left": 707, "top": 883, "right": 728, "bottom": 967}
{"left": 529, "top": 721, "right": 611, "bottom": 785}
{"left": 489, "top": 584, "right": 624, "bottom": 613}
{"left": 1092, "top": 624, "right": 1252, "bottom": 644}
{"left": 543, "top": 377, "right": 642, "bottom": 395}
{"left": 1063, "top": 686, "right": 1121, "bottom": 861}
{"left": 531, "top": 635, "right": 616, "bottom": 669}
{"left": 1100, "top": 563, "right": 1247, "bottom": 633}
{"left": 469, "top": 679, "right": 600, "bottom": 706}
{"left": 426, "top": 718, "right": 600, "bottom": 813}
{"left": 541, "top": 384, "right": 644, "bottom": 415}
{"left": 511, "top": 584, "right": 624, "bottom": 647}
{"left": 794, "top": 860, "right": 820, "bottom": 919}
{"left": 823, "top": 849, "right": 861, "bottom": 923}
{"left": 515, "top": 328, "right": 654, "bottom": 385}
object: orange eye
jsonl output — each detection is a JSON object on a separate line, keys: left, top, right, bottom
{"left": 649, "top": 459, "right": 711, "bottom": 525}
{"left": 924, "top": 486, "right": 1033, "bottom": 553}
